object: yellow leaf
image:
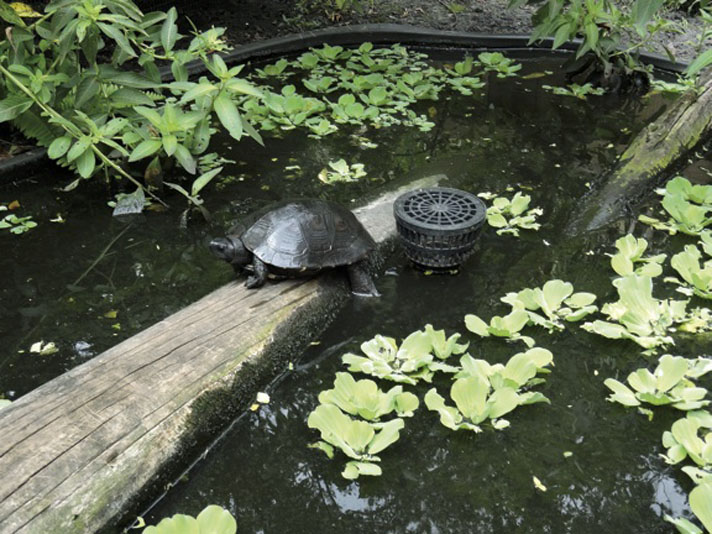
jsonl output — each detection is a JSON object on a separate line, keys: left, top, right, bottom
{"left": 103, "top": 310, "right": 118, "bottom": 319}
{"left": 10, "top": 2, "right": 42, "bottom": 17}
{"left": 533, "top": 476, "right": 547, "bottom": 492}
{"left": 250, "top": 403, "right": 260, "bottom": 411}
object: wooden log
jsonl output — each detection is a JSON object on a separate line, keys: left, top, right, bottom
{"left": 0, "top": 174, "right": 442, "bottom": 534}
{"left": 568, "top": 70, "right": 712, "bottom": 233}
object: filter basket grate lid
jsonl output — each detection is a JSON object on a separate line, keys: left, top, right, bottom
{"left": 394, "top": 187, "right": 486, "bottom": 232}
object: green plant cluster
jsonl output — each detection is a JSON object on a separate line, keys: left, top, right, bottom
{"left": 508, "top": 0, "right": 712, "bottom": 89}
{"left": 140, "top": 504, "right": 237, "bottom": 534}
{"left": 481, "top": 191, "right": 543, "bottom": 237}
{"left": 465, "top": 279, "right": 597, "bottom": 346}
{"left": 640, "top": 176, "right": 712, "bottom": 236}
{"left": 240, "top": 43, "right": 521, "bottom": 139}
{"left": 0, "top": 204, "right": 37, "bottom": 234}
{"left": 0, "top": 0, "right": 263, "bottom": 209}
{"left": 308, "top": 323, "right": 554, "bottom": 479}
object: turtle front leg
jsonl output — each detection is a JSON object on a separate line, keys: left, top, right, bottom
{"left": 245, "top": 257, "right": 268, "bottom": 289}
{"left": 347, "top": 261, "right": 380, "bottom": 297}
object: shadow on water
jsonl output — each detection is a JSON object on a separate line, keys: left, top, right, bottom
{"left": 1, "top": 51, "right": 705, "bottom": 532}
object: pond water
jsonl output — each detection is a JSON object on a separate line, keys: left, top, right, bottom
{"left": 2, "top": 47, "right": 709, "bottom": 532}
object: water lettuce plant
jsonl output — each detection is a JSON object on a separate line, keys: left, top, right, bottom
{"left": 341, "top": 331, "right": 434, "bottom": 384}
{"left": 0, "top": 213, "right": 37, "bottom": 234}
{"left": 307, "top": 403, "right": 405, "bottom": 479}
{"left": 640, "top": 176, "right": 712, "bottom": 236}
{"left": 581, "top": 275, "right": 712, "bottom": 355}
{"left": 317, "top": 372, "right": 419, "bottom": 420}
{"left": 425, "top": 349, "right": 552, "bottom": 433}
{"left": 609, "top": 234, "right": 666, "bottom": 278}
{"left": 542, "top": 83, "right": 605, "bottom": 99}
{"left": 604, "top": 354, "right": 712, "bottom": 414}
{"left": 501, "top": 279, "right": 598, "bottom": 331}
{"left": 668, "top": 245, "right": 712, "bottom": 299}
{"left": 661, "top": 410, "right": 712, "bottom": 468}
{"left": 485, "top": 192, "right": 543, "bottom": 236}
{"left": 317, "top": 159, "right": 367, "bottom": 184}
{"left": 464, "top": 308, "right": 535, "bottom": 347}
{"left": 240, "top": 43, "right": 521, "bottom": 140}
{"left": 142, "top": 505, "right": 236, "bottom": 534}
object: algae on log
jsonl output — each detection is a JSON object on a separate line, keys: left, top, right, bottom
{"left": 569, "top": 70, "right": 712, "bottom": 233}
{"left": 0, "top": 174, "right": 441, "bottom": 534}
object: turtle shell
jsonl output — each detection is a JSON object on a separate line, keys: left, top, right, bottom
{"left": 240, "top": 199, "right": 376, "bottom": 271}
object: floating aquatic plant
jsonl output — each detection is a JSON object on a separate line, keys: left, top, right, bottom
{"left": 465, "top": 308, "right": 535, "bottom": 347}
{"left": 425, "top": 349, "right": 552, "bottom": 433}
{"left": 542, "top": 83, "right": 605, "bottom": 99}
{"left": 317, "top": 372, "right": 419, "bottom": 421}
{"left": 661, "top": 410, "right": 712, "bottom": 468}
{"left": 581, "top": 275, "right": 712, "bottom": 355}
{"left": 501, "top": 279, "right": 598, "bottom": 332}
{"left": 484, "top": 192, "right": 543, "bottom": 237}
{"left": 668, "top": 245, "right": 712, "bottom": 299}
{"left": 317, "top": 159, "right": 367, "bottom": 184}
{"left": 609, "top": 234, "right": 666, "bottom": 278}
{"left": 604, "top": 354, "right": 712, "bottom": 416}
{"left": 307, "top": 403, "right": 405, "bottom": 479}
{"left": 639, "top": 176, "right": 712, "bottom": 236}
{"left": 142, "top": 505, "right": 236, "bottom": 534}
{"left": 341, "top": 331, "right": 434, "bottom": 385}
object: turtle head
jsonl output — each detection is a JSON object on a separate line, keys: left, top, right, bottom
{"left": 209, "top": 237, "right": 251, "bottom": 267}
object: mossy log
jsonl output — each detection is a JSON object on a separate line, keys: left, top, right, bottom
{"left": 569, "top": 70, "right": 712, "bottom": 233}
{"left": 0, "top": 174, "right": 441, "bottom": 534}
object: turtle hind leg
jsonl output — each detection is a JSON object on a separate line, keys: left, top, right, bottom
{"left": 245, "top": 257, "right": 268, "bottom": 289}
{"left": 347, "top": 262, "right": 380, "bottom": 297}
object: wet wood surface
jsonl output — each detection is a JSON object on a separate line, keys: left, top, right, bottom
{"left": 570, "top": 70, "right": 712, "bottom": 232}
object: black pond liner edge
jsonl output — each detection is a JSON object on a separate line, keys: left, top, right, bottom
{"left": 0, "top": 23, "right": 688, "bottom": 183}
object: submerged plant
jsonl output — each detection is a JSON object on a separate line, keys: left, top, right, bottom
{"left": 609, "top": 234, "right": 666, "bottom": 278}
{"left": 317, "top": 159, "right": 367, "bottom": 184}
{"left": 604, "top": 354, "right": 712, "bottom": 415}
{"left": 317, "top": 372, "right": 419, "bottom": 420}
{"left": 425, "top": 349, "right": 552, "bottom": 432}
{"left": 308, "top": 403, "right": 405, "bottom": 479}
{"left": 501, "top": 279, "right": 598, "bottom": 331}
{"left": 465, "top": 308, "right": 535, "bottom": 347}
{"left": 484, "top": 192, "right": 543, "bottom": 236}
{"left": 142, "top": 505, "right": 236, "bottom": 534}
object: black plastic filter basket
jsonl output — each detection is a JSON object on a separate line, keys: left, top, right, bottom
{"left": 394, "top": 187, "right": 486, "bottom": 271}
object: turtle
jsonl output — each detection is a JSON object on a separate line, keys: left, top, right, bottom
{"left": 209, "top": 199, "right": 379, "bottom": 296}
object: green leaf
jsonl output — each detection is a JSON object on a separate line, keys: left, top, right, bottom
{"left": 128, "top": 139, "right": 162, "bottom": 162}
{"left": 173, "top": 143, "right": 196, "bottom": 174}
{"left": 690, "top": 482, "right": 712, "bottom": 532}
{"left": 143, "top": 513, "right": 199, "bottom": 534}
{"left": 0, "top": 94, "right": 33, "bottom": 122}
{"left": 96, "top": 22, "right": 136, "bottom": 58}
{"left": 604, "top": 378, "right": 640, "bottom": 407}
{"left": 191, "top": 167, "right": 222, "bottom": 197}
{"left": 686, "top": 49, "right": 712, "bottom": 78}
{"left": 214, "top": 93, "right": 243, "bottom": 140}
{"left": 48, "top": 136, "right": 72, "bottom": 159}
{"left": 195, "top": 505, "right": 237, "bottom": 534}
{"left": 161, "top": 7, "right": 179, "bottom": 53}
{"left": 75, "top": 148, "right": 95, "bottom": 178}
{"left": 66, "top": 137, "right": 92, "bottom": 163}
{"left": 110, "top": 88, "right": 155, "bottom": 107}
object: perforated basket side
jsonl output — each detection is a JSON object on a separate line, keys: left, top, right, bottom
{"left": 394, "top": 187, "right": 486, "bottom": 270}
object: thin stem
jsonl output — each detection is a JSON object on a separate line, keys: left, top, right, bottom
{"left": 0, "top": 64, "right": 169, "bottom": 207}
